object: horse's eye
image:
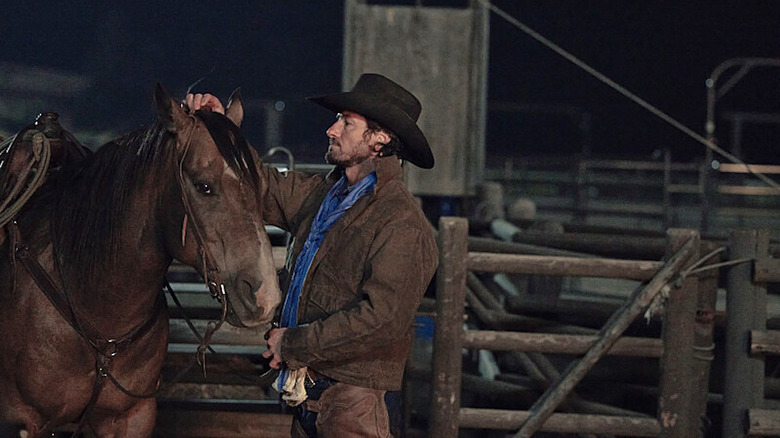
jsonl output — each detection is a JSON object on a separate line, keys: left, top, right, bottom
{"left": 195, "top": 182, "right": 212, "bottom": 195}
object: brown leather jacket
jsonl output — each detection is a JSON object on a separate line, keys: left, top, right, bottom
{"left": 259, "top": 156, "right": 438, "bottom": 390}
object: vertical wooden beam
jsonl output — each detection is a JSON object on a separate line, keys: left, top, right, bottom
{"left": 723, "top": 229, "right": 768, "bottom": 437}
{"left": 658, "top": 229, "right": 700, "bottom": 437}
{"left": 341, "top": 0, "right": 364, "bottom": 89}
{"left": 690, "top": 239, "right": 720, "bottom": 435}
{"left": 429, "top": 217, "right": 468, "bottom": 437}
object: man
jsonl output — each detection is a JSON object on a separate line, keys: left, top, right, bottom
{"left": 186, "top": 73, "right": 438, "bottom": 437}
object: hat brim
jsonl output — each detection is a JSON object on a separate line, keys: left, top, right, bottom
{"left": 307, "top": 92, "right": 434, "bottom": 169}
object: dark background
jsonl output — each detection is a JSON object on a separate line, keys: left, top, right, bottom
{"left": 1, "top": 1, "right": 778, "bottom": 164}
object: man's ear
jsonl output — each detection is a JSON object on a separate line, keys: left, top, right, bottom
{"left": 372, "top": 131, "right": 391, "bottom": 152}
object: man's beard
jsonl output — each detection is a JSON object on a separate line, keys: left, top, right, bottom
{"left": 325, "top": 142, "right": 373, "bottom": 168}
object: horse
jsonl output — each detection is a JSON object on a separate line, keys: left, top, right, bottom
{"left": 0, "top": 84, "right": 281, "bottom": 437}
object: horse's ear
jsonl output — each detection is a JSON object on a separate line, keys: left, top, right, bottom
{"left": 154, "top": 82, "right": 188, "bottom": 134}
{"left": 225, "top": 88, "right": 244, "bottom": 128}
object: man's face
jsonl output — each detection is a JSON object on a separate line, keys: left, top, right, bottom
{"left": 325, "top": 111, "right": 375, "bottom": 168}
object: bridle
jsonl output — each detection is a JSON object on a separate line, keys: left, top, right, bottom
{"left": 9, "top": 113, "right": 232, "bottom": 434}
{"left": 174, "top": 114, "right": 231, "bottom": 373}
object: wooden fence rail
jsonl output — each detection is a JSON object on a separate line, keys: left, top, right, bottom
{"left": 156, "top": 222, "right": 780, "bottom": 437}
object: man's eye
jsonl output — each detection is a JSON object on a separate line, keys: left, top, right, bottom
{"left": 195, "top": 182, "right": 212, "bottom": 195}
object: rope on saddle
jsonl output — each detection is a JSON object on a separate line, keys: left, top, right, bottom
{"left": 0, "top": 132, "right": 51, "bottom": 228}
{"left": 1, "top": 112, "right": 91, "bottom": 231}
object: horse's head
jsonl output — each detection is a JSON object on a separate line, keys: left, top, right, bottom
{"left": 155, "top": 84, "right": 281, "bottom": 328}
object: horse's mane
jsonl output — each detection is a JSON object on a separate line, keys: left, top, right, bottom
{"left": 29, "top": 110, "right": 259, "bottom": 282}
{"left": 196, "top": 110, "right": 259, "bottom": 189}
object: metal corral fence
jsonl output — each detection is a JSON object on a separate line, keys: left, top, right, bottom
{"left": 429, "top": 217, "right": 780, "bottom": 437}
{"left": 485, "top": 155, "right": 780, "bottom": 239}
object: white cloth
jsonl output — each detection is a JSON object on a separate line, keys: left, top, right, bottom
{"left": 273, "top": 366, "right": 308, "bottom": 406}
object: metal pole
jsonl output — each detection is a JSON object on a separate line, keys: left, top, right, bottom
{"left": 702, "top": 58, "right": 780, "bottom": 232}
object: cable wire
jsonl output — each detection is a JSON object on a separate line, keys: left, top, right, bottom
{"left": 478, "top": 0, "right": 780, "bottom": 190}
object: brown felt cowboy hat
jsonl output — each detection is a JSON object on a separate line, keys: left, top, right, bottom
{"left": 306, "top": 73, "right": 434, "bottom": 169}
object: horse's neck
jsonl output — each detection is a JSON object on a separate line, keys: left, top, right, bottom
{"left": 66, "top": 192, "right": 173, "bottom": 334}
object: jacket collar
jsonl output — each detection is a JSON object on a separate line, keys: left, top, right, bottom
{"left": 373, "top": 155, "right": 403, "bottom": 188}
{"left": 326, "top": 156, "right": 403, "bottom": 191}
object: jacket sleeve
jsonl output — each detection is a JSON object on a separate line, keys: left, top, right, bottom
{"left": 257, "top": 164, "right": 326, "bottom": 233}
{"left": 280, "top": 219, "right": 439, "bottom": 368}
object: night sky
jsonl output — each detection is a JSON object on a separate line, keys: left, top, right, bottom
{"left": 1, "top": 1, "right": 778, "bottom": 164}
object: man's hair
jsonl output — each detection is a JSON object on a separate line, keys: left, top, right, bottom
{"left": 365, "top": 118, "right": 403, "bottom": 159}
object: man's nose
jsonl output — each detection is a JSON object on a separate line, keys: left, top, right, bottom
{"left": 326, "top": 121, "right": 340, "bottom": 138}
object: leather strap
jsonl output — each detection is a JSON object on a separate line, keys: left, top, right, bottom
{"left": 14, "top": 225, "right": 163, "bottom": 359}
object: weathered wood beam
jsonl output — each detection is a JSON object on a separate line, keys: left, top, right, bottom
{"left": 750, "top": 329, "right": 780, "bottom": 356}
{"left": 747, "top": 408, "right": 780, "bottom": 436}
{"left": 468, "top": 252, "right": 663, "bottom": 281}
{"left": 459, "top": 408, "right": 660, "bottom": 436}
{"left": 462, "top": 330, "right": 663, "bottom": 358}
{"left": 754, "top": 257, "right": 780, "bottom": 283}
{"left": 429, "top": 217, "right": 468, "bottom": 437}
{"left": 169, "top": 319, "right": 266, "bottom": 345}
{"left": 724, "top": 229, "right": 769, "bottom": 437}
{"left": 158, "top": 383, "right": 274, "bottom": 400}
{"left": 658, "top": 229, "right": 701, "bottom": 437}
{"left": 468, "top": 235, "right": 592, "bottom": 258}
{"left": 155, "top": 408, "right": 291, "bottom": 437}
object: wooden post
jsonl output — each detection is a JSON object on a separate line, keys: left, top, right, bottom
{"left": 658, "top": 229, "right": 700, "bottom": 437}
{"left": 723, "top": 229, "right": 768, "bottom": 437}
{"left": 690, "top": 240, "right": 720, "bottom": 434}
{"left": 429, "top": 217, "right": 468, "bottom": 437}
{"left": 344, "top": 0, "right": 488, "bottom": 197}
{"left": 514, "top": 231, "right": 697, "bottom": 437}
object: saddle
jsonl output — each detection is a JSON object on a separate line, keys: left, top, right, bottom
{"left": 0, "top": 112, "right": 91, "bottom": 242}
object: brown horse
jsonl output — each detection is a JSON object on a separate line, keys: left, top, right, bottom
{"left": 0, "top": 84, "right": 281, "bottom": 437}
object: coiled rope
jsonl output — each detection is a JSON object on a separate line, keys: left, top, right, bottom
{"left": 0, "top": 132, "right": 52, "bottom": 228}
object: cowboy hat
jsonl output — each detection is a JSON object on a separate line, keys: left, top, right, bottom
{"left": 307, "top": 73, "right": 434, "bottom": 169}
